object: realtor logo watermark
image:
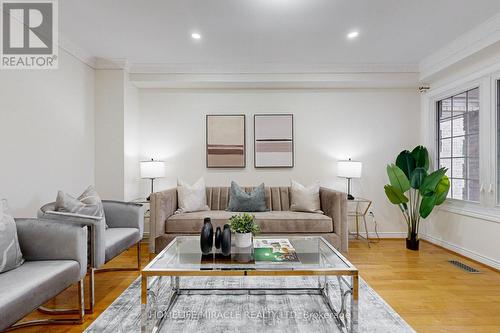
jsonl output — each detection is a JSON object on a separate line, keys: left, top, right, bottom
{"left": 1, "top": 0, "right": 58, "bottom": 69}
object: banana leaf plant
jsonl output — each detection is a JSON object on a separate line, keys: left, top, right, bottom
{"left": 384, "top": 146, "right": 450, "bottom": 250}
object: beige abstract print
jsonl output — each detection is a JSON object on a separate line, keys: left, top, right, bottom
{"left": 206, "top": 115, "right": 245, "bottom": 168}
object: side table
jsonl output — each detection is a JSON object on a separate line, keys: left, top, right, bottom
{"left": 131, "top": 198, "right": 150, "bottom": 240}
{"left": 347, "top": 198, "right": 380, "bottom": 248}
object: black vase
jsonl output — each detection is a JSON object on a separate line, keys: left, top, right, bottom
{"left": 214, "top": 227, "right": 222, "bottom": 249}
{"left": 200, "top": 217, "right": 214, "bottom": 255}
{"left": 221, "top": 224, "right": 231, "bottom": 256}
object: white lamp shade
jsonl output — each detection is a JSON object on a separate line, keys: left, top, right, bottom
{"left": 140, "top": 160, "right": 165, "bottom": 179}
{"left": 337, "top": 160, "right": 362, "bottom": 178}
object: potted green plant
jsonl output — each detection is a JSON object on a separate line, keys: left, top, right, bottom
{"left": 229, "top": 213, "right": 260, "bottom": 247}
{"left": 384, "top": 146, "right": 450, "bottom": 251}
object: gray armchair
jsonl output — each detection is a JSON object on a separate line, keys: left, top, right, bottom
{"left": 38, "top": 200, "right": 144, "bottom": 313}
{"left": 0, "top": 219, "right": 87, "bottom": 331}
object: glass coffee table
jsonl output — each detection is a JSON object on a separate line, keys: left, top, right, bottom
{"left": 141, "top": 236, "right": 358, "bottom": 332}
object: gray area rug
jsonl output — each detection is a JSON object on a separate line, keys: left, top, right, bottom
{"left": 85, "top": 276, "right": 414, "bottom": 333}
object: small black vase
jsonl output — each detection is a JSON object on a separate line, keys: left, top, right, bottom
{"left": 221, "top": 224, "right": 231, "bottom": 256}
{"left": 214, "top": 227, "right": 222, "bottom": 249}
{"left": 200, "top": 218, "right": 214, "bottom": 255}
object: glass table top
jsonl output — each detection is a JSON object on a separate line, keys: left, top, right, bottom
{"left": 144, "top": 236, "right": 356, "bottom": 274}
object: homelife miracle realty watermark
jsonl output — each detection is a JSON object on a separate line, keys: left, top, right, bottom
{"left": 1, "top": 0, "right": 58, "bottom": 69}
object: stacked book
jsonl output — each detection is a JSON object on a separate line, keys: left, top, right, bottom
{"left": 253, "top": 239, "right": 300, "bottom": 263}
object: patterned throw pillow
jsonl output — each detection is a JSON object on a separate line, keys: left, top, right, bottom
{"left": 0, "top": 199, "right": 24, "bottom": 273}
{"left": 176, "top": 178, "right": 210, "bottom": 213}
{"left": 55, "top": 185, "right": 107, "bottom": 228}
{"left": 227, "top": 181, "right": 268, "bottom": 212}
{"left": 290, "top": 180, "right": 323, "bottom": 213}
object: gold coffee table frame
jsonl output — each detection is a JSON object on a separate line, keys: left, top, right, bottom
{"left": 141, "top": 236, "right": 359, "bottom": 333}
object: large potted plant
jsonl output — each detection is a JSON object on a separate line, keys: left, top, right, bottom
{"left": 229, "top": 213, "right": 260, "bottom": 248}
{"left": 384, "top": 146, "right": 450, "bottom": 250}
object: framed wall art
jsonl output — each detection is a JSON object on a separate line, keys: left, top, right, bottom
{"left": 254, "top": 114, "right": 294, "bottom": 168}
{"left": 206, "top": 114, "right": 246, "bottom": 168}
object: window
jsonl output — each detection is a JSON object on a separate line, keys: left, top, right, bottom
{"left": 437, "top": 87, "right": 480, "bottom": 202}
{"left": 497, "top": 80, "right": 500, "bottom": 205}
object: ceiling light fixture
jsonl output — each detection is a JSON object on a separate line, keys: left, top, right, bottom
{"left": 347, "top": 31, "right": 359, "bottom": 40}
{"left": 191, "top": 32, "right": 201, "bottom": 40}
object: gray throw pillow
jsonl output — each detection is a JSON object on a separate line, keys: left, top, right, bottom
{"left": 227, "top": 181, "right": 268, "bottom": 212}
{"left": 55, "top": 185, "right": 107, "bottom": 228}
{"left": 0, "top": 199, "right": 24, "bottom": 273}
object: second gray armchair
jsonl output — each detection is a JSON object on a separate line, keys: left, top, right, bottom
{"left": 38, "top": 200, "right": 144, "bottom": 313}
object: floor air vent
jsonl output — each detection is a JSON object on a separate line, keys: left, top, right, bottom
{"left": 448, "top": 260, "right": 481, "bottom": 273}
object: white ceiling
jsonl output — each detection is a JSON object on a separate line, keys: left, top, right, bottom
{"left": 60, "top": 0, "right": 500, "bottom": 71}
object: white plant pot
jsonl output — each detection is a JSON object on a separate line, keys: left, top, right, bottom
{"left": 234, "top": 232, "right": 252, "bottom": 248}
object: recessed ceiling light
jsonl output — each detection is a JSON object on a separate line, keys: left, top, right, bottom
{"left": 347, "top": 31, "right": 359, "bottom": 40}
{"left": 191, "top": 33, "right": 201, "bottom": 40}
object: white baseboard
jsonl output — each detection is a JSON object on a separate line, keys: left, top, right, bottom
{"left": 421, "top": 233, "right": 500, "bottom": 270}
{"left": 349, "top": 231, "right": 407, "bottom": 239}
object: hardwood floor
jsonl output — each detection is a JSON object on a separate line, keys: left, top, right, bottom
{"left": 12, "top": 239, "right": 500, "bottom": 332}
{"left": 17, "top": 242, "right": 150, "bottom": 333}
{"left": 347, "top": 239, "right": 500, "bottom": 333}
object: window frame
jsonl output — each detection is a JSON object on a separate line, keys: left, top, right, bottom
{"left": 492, "top": 73, "right": 500, "bottom": 208}
{"left": 436, "top": 87, "right": 480, "bottom": 202}
{"left": 423, "top": 75, "right": 500, "bottom": 222}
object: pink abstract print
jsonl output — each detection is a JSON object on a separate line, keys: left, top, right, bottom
{"left": 254, "top": 114, "right": 293, "bottom": 168}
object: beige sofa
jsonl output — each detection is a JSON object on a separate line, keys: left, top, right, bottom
{"left": 149, "top": 186, "right": 348, "bottom": 255}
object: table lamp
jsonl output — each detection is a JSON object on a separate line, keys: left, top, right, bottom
{"left": 140, "top": 159, "right": 165, "bottom": 201}
{"left": 337, "top": 158, "right": 362, "bottom": 200}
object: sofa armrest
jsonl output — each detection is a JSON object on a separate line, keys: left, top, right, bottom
{"left": 15, "top": 218, "right": 88, "bottom": 279}
{"left": 319, "top": 187, "right": 348, "bottom": 252}
{"left": 103, "top": 200, "right": 144, "bottom": 236}
{"left": 37, "top": 207, "right": 106, "bottom": 268}
{"left": 150, "top": 188, "right": 177, "bottom": 254}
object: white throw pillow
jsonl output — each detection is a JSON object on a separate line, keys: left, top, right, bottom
{"left": 0, "top": 199, "right": 24, "bottom": 273}
{"left": 290, "top": 180, "right": 322, "bottom": 213}
{"left": 177, "top": 178, "right": 209, "bottom": 213}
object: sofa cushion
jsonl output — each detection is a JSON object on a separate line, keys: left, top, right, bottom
{"left": 0, "top": 260, "right": 80, "bottom": 331}
{"left": 166, "top": 210, "right": 333, "bottom": 234}
{"left": 104, "top": 228, "right": 141, "bottom": 263}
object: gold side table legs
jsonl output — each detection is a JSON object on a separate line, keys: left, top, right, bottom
{"left": 354, "top": 214, "right": 371, "bottom": 248}
{"left": 348, "top": 198, "right": 380, "bottom": 248}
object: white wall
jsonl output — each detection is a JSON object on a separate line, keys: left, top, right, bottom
{"left": 124, "top": 76, "right": 141, "bottom": 201}
{"left": 94, "top": 69, "right": 125, "bottom": 200}
{"left": 424, "top": 211, "right": 500, "bottom": 268}
{"left": 138, "top": 88, "right": 421, "bottom": 235}
{"left": 94, "top": 69, "right": 142, "bottom": 201}
{"left": 0, "top": 50, "right": 95, "bottom": 217}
